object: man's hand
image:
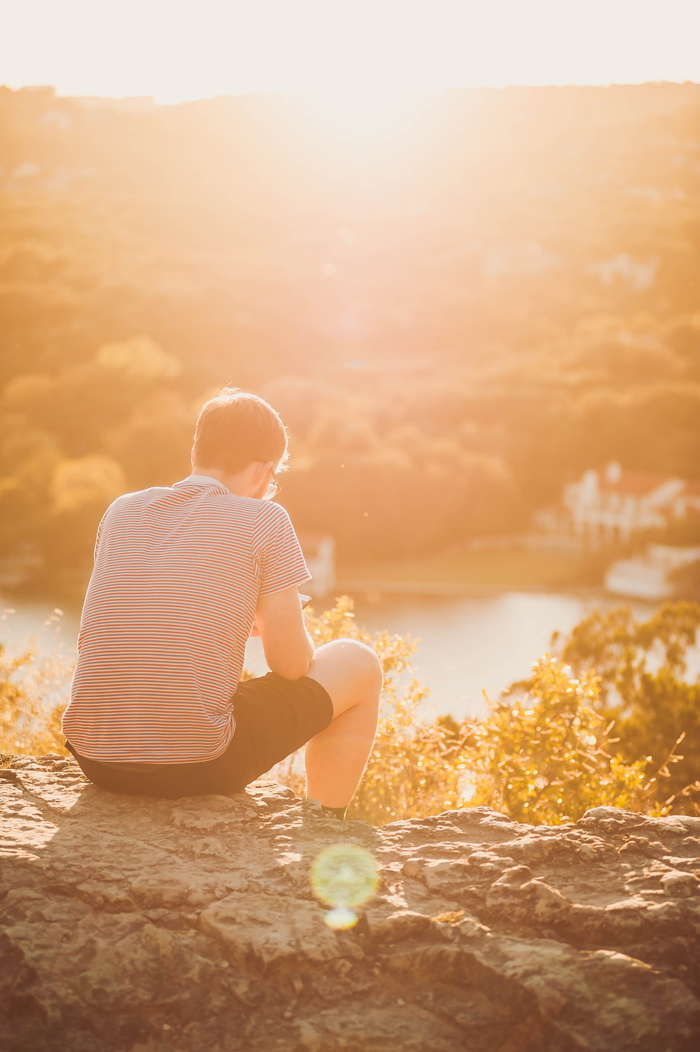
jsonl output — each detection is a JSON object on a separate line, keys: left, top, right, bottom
{"left": 254, "top": 586, "right": 314, "bottom": 679}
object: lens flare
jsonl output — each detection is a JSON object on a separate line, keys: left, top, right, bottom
{"left": 311, "top": 844, "right": 379, "bottom": 929}
{"left": 324, "top": 906, "right": 359, "bottom": 931}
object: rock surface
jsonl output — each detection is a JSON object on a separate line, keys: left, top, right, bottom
{"left": 1, "top": 754, "right": 700, "bottom": 1052}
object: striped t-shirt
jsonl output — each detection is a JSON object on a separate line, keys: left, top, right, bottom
{"left": 62, "top": 475, "right": 311, "bottom": 763}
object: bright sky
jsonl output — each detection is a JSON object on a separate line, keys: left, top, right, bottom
{"left": 1, "top": 0, "right": 699, "bottom": 103}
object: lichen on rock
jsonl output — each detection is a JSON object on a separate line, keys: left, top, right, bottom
{"left": 1, "top": 754, "right": 700, "bottom": 1051}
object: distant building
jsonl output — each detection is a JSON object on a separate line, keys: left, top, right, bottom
{"left": 605, "top": 544, "right": 700, "bottom": 601}
{"left": 299, "top": 534, "right": 335, "bottom": 599}
{"left": 534, "top": 461, "right": 700, "bottom": 550}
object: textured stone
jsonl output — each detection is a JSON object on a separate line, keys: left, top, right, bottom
{"left": 1, "top": 755, "right": 700, "bottom": 1051}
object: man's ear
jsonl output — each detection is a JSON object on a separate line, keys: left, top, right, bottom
{"left": 250, "top": 460, "right": 272, "bottom": 490}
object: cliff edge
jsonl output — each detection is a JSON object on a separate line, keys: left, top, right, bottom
{"left": 1, "top": 754, "right": 700, "bottom": 1052}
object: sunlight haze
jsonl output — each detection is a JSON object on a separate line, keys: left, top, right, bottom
{"left": 1, "top": 0, "right": 699, "bottom": 108}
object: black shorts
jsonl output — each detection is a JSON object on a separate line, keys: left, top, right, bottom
{"left": 65, "top": 672, "right": 333, "bottom": 799}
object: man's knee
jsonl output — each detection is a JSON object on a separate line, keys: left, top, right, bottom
{"left": 352, "top": 640, "right": 383, "bottom": 698}
{"left": 308, "top": 638, "right": 383, "bottom": 709}
{"left": 326, "top": 638, "right": 381, "bottom": 687}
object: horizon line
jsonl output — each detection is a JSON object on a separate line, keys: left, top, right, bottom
{"left": 5, "top": 78, "right": 700, "bottom": 108}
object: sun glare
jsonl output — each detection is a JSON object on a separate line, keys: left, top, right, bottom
{"left": 293, "top": 88, "right": 433, "bottom": 144}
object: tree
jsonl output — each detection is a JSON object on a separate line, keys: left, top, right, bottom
{"left": 43, "top": 454, "right": 127, "bottom": 590}
{"left": 557, "top": 602, "right": 700, "bottom": 812}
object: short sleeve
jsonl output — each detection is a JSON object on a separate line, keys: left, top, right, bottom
{"left": 253, "top": 502, "right": 311, "bottom": 597}
{"left": 93, "top": 494, "right": 128, "bottom": 564}
{"left": 93, "top": 509, "right": 109, "bottom": 563}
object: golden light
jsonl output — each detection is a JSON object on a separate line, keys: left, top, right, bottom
{"left": 292, "top": 88, "right": 435, "bottom": 145}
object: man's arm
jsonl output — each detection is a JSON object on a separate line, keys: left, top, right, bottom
{"left": 255, "top": 585, "right": 315, "bottom": 680}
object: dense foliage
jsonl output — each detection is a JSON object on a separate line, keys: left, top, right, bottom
{"left": 556, "top": 602, "right": 700, "bottom": 812}
{"left": 463, "top": 657, "right": 650, "bottom": 823}
{"left": 1, "top": 83, "right": 700, "bottom": 590}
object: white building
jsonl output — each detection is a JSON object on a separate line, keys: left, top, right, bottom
{"left": 535, "top": 461, "right": 700, "bottom": 550}
{"left": 605, "top": 544, "right": 700, "bottom": 601}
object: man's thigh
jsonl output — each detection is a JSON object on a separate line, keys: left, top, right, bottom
{"left": 225, "top": 671, "right": 333, "bottom": 787}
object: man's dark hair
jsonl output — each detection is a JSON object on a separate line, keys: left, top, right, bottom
{"left": 192, "top": 387, "right": 288, "bottom": 475}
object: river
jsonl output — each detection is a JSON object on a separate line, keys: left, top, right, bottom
{"left": 349, "top": 590, "right": 672, "bottom": 718}
{"left": 4, "top": 587, "right": 692, "bottom": 721}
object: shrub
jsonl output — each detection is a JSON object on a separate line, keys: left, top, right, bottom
{"left": 463, "top": 656, "right": 649, "bottom": 824}
{"left": 0, "top": 635, "right": 72, "bottom": 757}
{"left": 556, "top": 601, "right": 700, "bottom": 813}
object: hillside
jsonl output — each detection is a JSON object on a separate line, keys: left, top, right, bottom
{"left": 1, "top": 82, "right": 700, "bottom": 587}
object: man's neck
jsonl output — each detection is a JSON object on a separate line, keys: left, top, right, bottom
{"left": 189, "top": 468, "right": 229, "bottom": 490}
{"left": 189, "top": 464, "right": 264, "bottom": 498}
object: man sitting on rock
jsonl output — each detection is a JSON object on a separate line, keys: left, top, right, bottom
{"left": 62, "top": 386, "right": 382, "bottom": 820}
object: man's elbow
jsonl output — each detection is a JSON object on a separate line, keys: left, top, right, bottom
{"left": 260, "top": 627, "right": 314, "bottom": 681}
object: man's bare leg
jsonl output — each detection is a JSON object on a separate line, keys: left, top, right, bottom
{"left": 304, "top": 639, "right": 382, "bottom": 810}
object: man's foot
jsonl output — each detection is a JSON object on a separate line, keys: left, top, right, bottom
{"left": 320, "top": 804, "right": 347, "bottom": 821}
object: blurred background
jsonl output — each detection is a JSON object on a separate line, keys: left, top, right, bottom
{"left": 1, "top": 0, "right": 700, "bottom": 713}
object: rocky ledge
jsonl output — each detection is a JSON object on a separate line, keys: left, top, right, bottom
{"left": 1, "top": 755, "right": 700, "bottom": 1052}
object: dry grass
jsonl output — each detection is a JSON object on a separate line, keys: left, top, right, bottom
{"left": 0, "top": 637, "right": 74, "bottom": 757}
